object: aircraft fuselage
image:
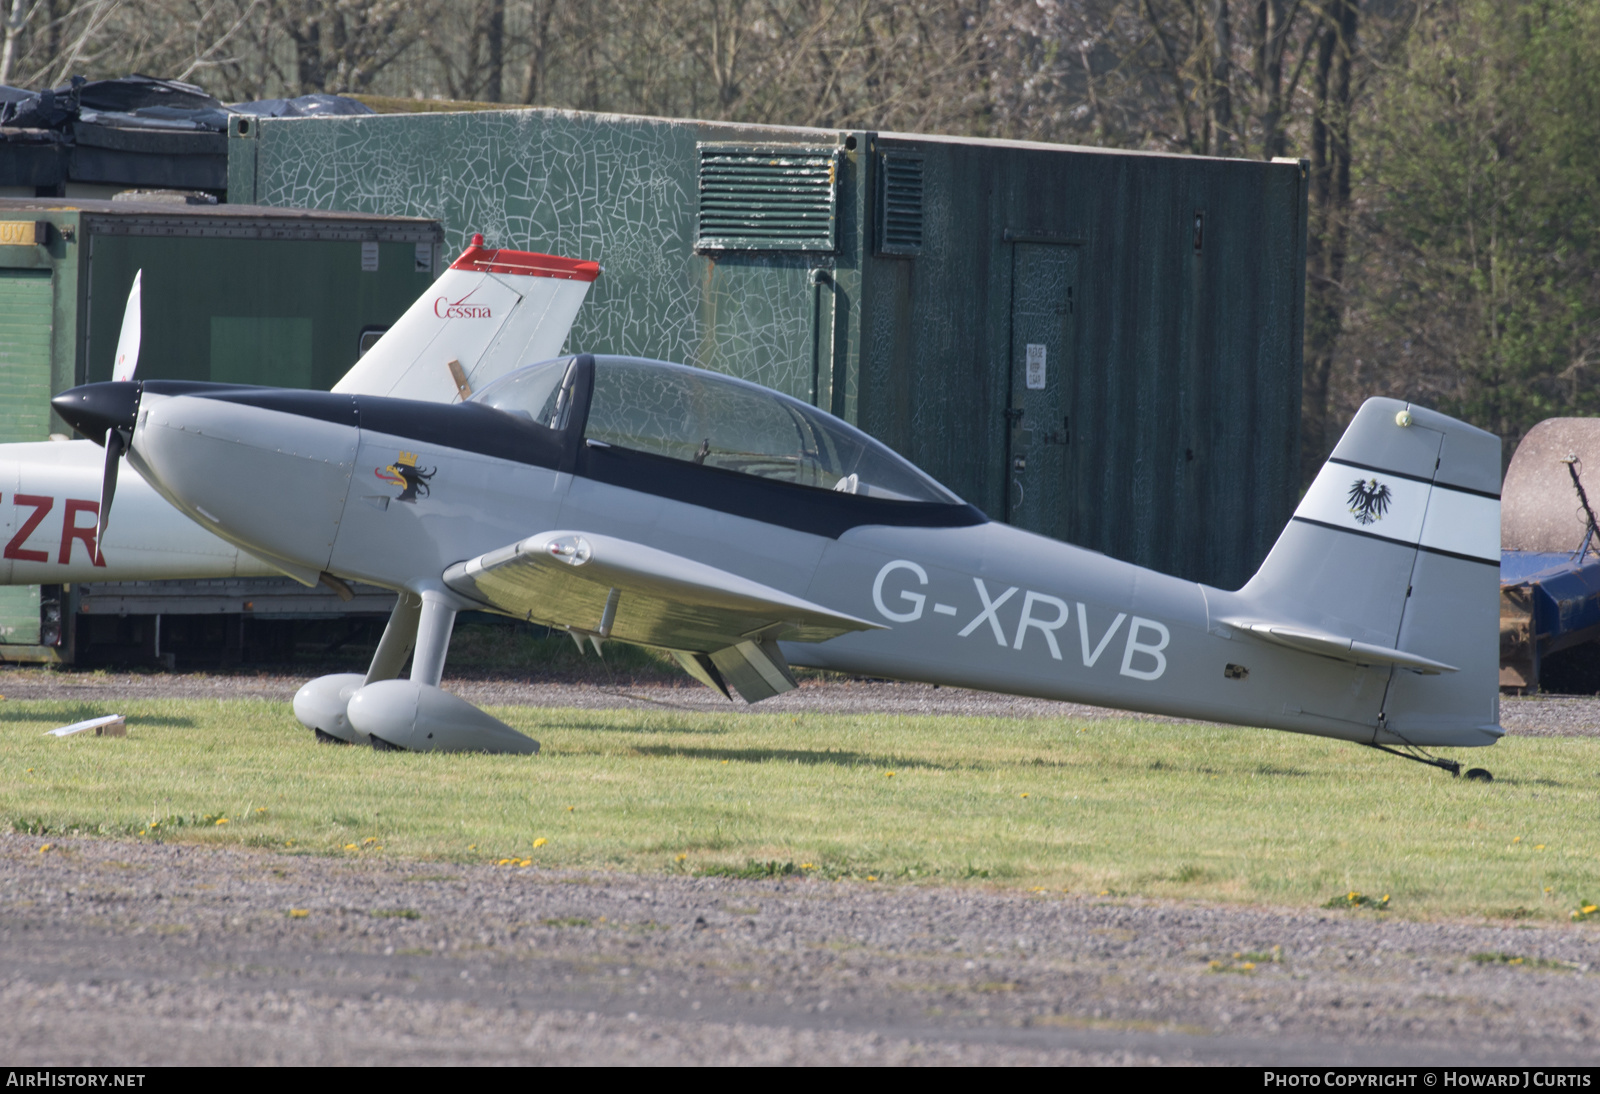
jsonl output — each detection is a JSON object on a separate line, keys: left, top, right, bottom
{"left": 107, "top": 373, "right": 1499, "bottom": 751}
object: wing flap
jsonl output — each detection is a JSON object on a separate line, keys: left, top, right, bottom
{"left": 1220, "top": 617, "right": 1458, "bottom": 675}
{"left": 443, "top": 530, "right": 882, "bottom": 655}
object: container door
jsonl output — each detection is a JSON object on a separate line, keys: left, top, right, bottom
{"left": 1006, "top": 243, "right": 1077, "bottom": 539}
{"left": 0, "top": 270, "right": 54, "bottom": 644}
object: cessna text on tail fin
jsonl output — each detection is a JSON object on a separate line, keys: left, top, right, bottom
{"left": 332, "top": 234, "right": 601, "bottom": 403}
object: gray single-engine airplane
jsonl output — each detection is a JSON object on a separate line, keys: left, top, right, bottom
{"left": 51, "top": 348, "right": 1503, "bottom": 776}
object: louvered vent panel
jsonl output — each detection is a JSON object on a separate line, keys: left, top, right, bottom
{"left": 697, "top": 145, "right": 838, "bottom": 253}
{"left": 877, "top": 154, "right": 924, "bottom": 256}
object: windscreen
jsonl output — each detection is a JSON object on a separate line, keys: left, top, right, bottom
{"left": 583, "top": 356, "right": 960, "bottom": 503}
{"left": 468, "top": 357, "right": 576, "bottom": 429}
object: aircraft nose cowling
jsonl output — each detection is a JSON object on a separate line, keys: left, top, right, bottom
{"left": 52, "top": 382, "right": 140, "bottom": 444}
{"left": 131, "top": 394, "right": 357, "bottom": 578}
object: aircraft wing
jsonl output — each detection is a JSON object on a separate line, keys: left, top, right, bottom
{"left": 442, "top": 530, "right": 883, "bottom": 701}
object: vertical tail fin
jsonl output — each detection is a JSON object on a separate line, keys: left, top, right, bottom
{"left": 1238, "top": 398, "right": 1502, "bottom": 744}
{"left": 333, "top": 234, "right": 600, "bottom": 403}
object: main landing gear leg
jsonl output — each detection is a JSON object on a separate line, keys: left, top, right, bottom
{"left": 409, "top": 589, "right": 458, "bottom": 689}
{"left": 365, "top": 591, "right": 423, "bottom": 685}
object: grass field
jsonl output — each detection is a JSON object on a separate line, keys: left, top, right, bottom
{"left": 4, "top": 695, "right": 1599, "bottom": 922}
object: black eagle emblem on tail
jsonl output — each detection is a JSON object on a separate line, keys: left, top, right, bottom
{"left": 1347, "top": 477, "right": 1392, "bottom": 525}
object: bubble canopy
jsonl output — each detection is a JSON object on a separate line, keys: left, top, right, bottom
{"left": 470, "top": 355, "right": 962, "bottom": 504}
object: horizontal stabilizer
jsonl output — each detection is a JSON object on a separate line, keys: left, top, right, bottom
{"left": 1221, "top": 617, "right": 1458, "bottom": 675}
{"left": 443, "top": 530, "right": 882, "bottom": 657}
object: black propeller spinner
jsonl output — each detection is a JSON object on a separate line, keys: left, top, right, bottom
{"left": 52, "top": 381, "right": 141, "bottom": 537}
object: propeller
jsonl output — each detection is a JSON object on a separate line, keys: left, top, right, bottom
{"left": 99, "top": 426, "right": 126, "bottom": 539}
{"left": 50, "top": 271, "right": 144, "bottom": 539}
{"left": 99, "top": 270, "right": 143, "bottom": 535}
{"left": 112, "top": 270, "right": 141, "bottom": 383}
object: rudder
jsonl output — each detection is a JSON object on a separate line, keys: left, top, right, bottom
{"left": 1238, "top": 398, "right": 1501, "bottom": 745}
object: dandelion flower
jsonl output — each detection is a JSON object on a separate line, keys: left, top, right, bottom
{"left": 1019, "top": 793, "right": 1030, "bottom": 798}
{"left": 675, "top": 853, "right": 688, "bottom": 862}
{"left": 519, "top": 859, "right": 532, "bottom": 867}
{"left": 1513, "top": 836, "right": 1522, "bottom": 844}
{"left": 800, "top": 863, "right": 815, "bottom": 870}
{"left": 363, "top": 837, "right": 378, "bottom": 845}
{"left": 567, "top": 806, "right": 575, "bottom": 812}
{"left": 884, "top": 772, "right": 895, "bottom": 778}
{"left": 533, "top": 837, "right": 548, "bottom": 848}
{"left": 1535, "top": 844, "right": 1546, "bottom": 851}
{"left": 288, "top": 909, "right": 309, "bottom": 918}
{"left": 214, "top": 818, "right": 228, "bottom": 825}
{"left": 343, "top": 843, "right": 358, "bottom": 850}
{"left": 1241, "top": 962, "right": 1256, "bottom": 970}
{"left": 255, "top": 808, "right": 267, "bottom": 814}
{"left": 37, "top": 844, "right": 49, "bottom": 853}
{"left": 866, "top": 875, "right": 878, "bottom": 881}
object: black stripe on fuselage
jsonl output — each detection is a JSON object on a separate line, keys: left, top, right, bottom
{"left": 575, "top": 442, "right": 985, "bottom": 538}
{"left": 165, "top": 384, "right": 987, "bottom": 538}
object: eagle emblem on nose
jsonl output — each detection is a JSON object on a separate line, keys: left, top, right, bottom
{"left": 1347, "top": 477, "right": 1392, "bottom": 525}
{"left": 375, "top": 451, "right": 436, "bottom": 503}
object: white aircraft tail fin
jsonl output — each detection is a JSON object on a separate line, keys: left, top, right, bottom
{"left": 1237, "top": 398, "right": 1502, "bottom": 742}
{"left": 333, "top": 234, "right": 599, "bottom": 403}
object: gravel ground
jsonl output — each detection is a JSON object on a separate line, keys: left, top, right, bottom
{"left": 5, "top": 834, "right": 1600, "bottom": 1066}
{"left": 5, "top": 668, "right": 1600, "bottom": 1065}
